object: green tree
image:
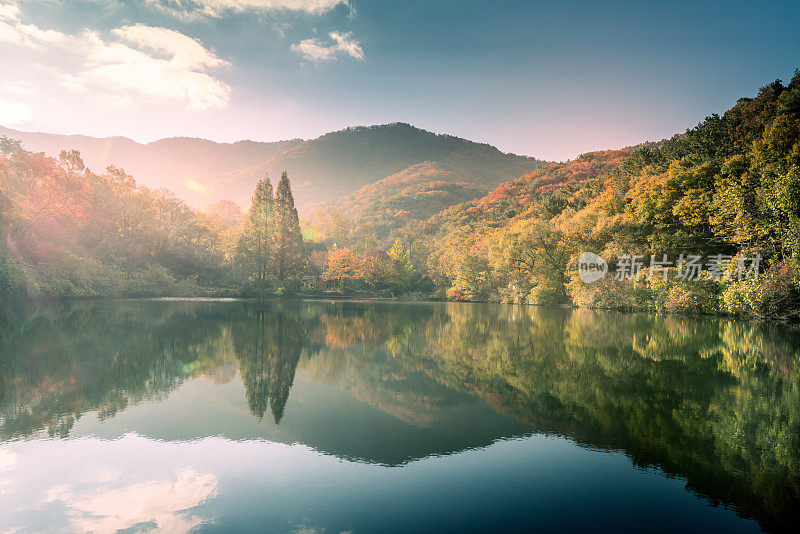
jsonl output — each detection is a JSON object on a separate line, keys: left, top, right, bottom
{"left": 0, "top": 188, "right": 12, "bottom": 295}
{"left": 362, "top": 249, "right": 389, "bottom": 289}
{"left": 274, "top": 171, "right": 305, "bottom": 281}
{"left": 448, "top": 254, "right": 492, "bottom": 301}
{"left": 503, "top": 220, "right": 577, "bottom": 302}
{"left": 385, "top": 240, "right": 415, "bottom": 293}
{"left": 0, "top": 188, "right": 10, "bottom": 242}
{"left": 238, "top": 174, "right": 275, "bottom": 292}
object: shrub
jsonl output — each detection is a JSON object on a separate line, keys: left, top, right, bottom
{"left": 528, "top": 282, "right": 568, "bottom": 305}
{"left": 568, "top": 275, "right": 651, "bottom": 310}
{"left": 175, "top": 275, "right": 202, "bottom": 297}
{"left": 569, "top": 268, "right": 722, "bottom": 315}
{"left": 127, "top": 265, "right": 176, "bottom": 297}
{"left": 661, "top": 280, "right": 719, "bottom": 314}
{"left": 723, "top": 261, "right": 800, "bottom": 321}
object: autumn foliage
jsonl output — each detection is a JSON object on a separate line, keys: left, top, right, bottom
{"left": 3, "top": 71, "right": 800, "bottom": 320}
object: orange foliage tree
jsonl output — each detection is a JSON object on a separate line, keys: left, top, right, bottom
{"left": 322, "top": 248, "right": 362, "bottom": 287}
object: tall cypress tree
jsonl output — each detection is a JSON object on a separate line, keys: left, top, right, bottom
{"left": 273, "top": 171, "right": 305, "bottom": 280}
{"left": 238, "top": 174, "right": 275, "bottom": 292}
{"left": 0, "top": 190, "right": 12, "bottom": 295}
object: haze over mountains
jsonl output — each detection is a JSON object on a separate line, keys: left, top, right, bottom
{"left": 0, "top": 123, "right": 544, "bottom": 213}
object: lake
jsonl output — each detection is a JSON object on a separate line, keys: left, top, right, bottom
{"left": 1, "top": 299, "right": 798, "bottom": 532}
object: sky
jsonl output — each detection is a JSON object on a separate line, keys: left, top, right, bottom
{"left": 1, "top": 0, "right": 799, "bottom": 161}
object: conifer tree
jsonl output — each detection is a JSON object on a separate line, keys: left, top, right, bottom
{"left": 238, "top": 174, "right": 275, "bottom": 292}
{"left": 273, "top": 171, "right": 305, "bottom": 280}
{"left": 0, "top": 190, "right": 12, "bottom": 295}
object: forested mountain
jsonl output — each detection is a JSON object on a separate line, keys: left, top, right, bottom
{"left": 307, "top": 149, "right": 627, "bottom": 248}
{"left": 201, "top": 123, "right": 543, "bottom": 209}
{"left": 417, "top": 73, "right": 800, "bottom": 319}
{"left": 428, "top": 149, "right": 633, "bottom": 237}
{"left": 1, "top": 123, "right": 543, "bottom": 210}
{"left": 306, "top": 72, "right": 800, "bottom": 321}
{"left": 2, "top": 72, "right": 799, "bottom": 322}
{"left": 310, "top": 162, "right": 487, "bottom": 247}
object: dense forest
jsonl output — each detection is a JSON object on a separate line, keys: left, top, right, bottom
{"left": 1, "top": 72, "right": 799, "bottom": 321}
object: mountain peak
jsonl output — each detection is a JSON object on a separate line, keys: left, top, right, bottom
{"left": 3, "top": 123, "right": 544, "bottom": 211}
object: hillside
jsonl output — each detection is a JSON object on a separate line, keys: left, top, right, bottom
{"left": 0, "top": 125, "right": 302, "bottom": 205}
{"left": 310, "top": 162, "right": 488, "bottom": 246}
{"left": 306, "top": 147, "right": 629, "bottom": 259}
{"left": 203, "top": 123, "right": 543, "bottom": 209}
{"left": 1, "top": 123, "right": 543, "bottom": 210}
{"left": 428, "top": 148, "right": 633, "bottom": 237}
{"left": 414, "top": 73, "right": 800, "bottom": 314}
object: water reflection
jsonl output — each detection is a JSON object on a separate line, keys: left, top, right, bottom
{"left": 1, "top": 300, "right": 799, "bottom": 531}
{"left": 233, "top": 306, "right": 305, "bottom": 423}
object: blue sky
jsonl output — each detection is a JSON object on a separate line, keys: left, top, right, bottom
{"left": 1, "top": 0, "right": 799, "bottom": 160}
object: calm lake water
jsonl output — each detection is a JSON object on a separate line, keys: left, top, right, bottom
{"left": 1, "top": 299, "right": 798, "bottom": 533}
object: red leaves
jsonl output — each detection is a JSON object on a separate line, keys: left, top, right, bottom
{"left": 461, "top": 149, "right": 629, "bottom": 218}
{"left": 13, "top": 151, "right": 91, "bottom": 227}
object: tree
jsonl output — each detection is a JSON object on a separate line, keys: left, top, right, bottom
{"left": 448, "top": 254, "right": 492, "bottom": 301}
{"left": 0, "top": 186, "right": 11, "bottom": 241}
{"left": 274, "top": 172, "right": 305, "bottom": 281}
{"left": 313, "top": 208, "right": 351, "bottom": 245}
{"left": 0, "top": 187, "right": 12, "bottom": 295}
{"left": 4, "top": 150, "right": 90, "bottom": 229}
{"left": 493, "top": 219, "right": 578, "bottom": 303}
{"left": 204, "top": 199, "right": 244, "bottom": 226}
{"left": 0, "top": 142, "right": 233, "bottom": 297}
{"left": 385, "top": 240, "right": 415, "bottom": 293}
{"left": 713, "top": 115, "right": 800, "bottom": 259}
{"left": 238, "top": 174, "right": 275, "bottom": 292}
{"left": 322, "top": 247, "right": 360, "bottom": 287}
{"left": 362, "top": 249, "right": 389, "bottom": 289}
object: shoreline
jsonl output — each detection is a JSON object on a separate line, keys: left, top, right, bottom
{"left": 8, "top": 293, "right": 797, "bottom": 327}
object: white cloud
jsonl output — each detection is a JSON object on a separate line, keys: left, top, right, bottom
{"left": 45, "top": 468, "right": 217, "bottom": 533}
{"left": 74, "top": 32, "right": 231, "bottom": 110}
{"left": 329, "top": 30, "right": 362, "bottom": 59}
{"left": 0, "top": 99, "right": 33, "bottom": 125}
{"left": 0, "top": 80, "right": 32, "bottom": 95}
{"left": 0, "top": 4, "right": 231, "bottom": 111}
{"left": 112, "top": 24, "right": 229, "bottom": 70}
{"left": 147, "top": 0, "right": 349, "bottom": 19}
{"left": 0, "top": 0, "right": 69, "bottom": 50}
{"left": 291, "top": 37, "right": 335, "bottom": 62}
{"left": 69, "top": 24, "right": 233, "bottom": 110}
{"left": 291, "top": 30, "right": 363, "bottom": 63}
{"left": 0, "top": 1, "right": 19, "bottom": 23}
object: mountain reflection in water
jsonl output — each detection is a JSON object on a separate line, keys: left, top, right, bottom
{"left": 1, "top": 299, "right": 798, "bottom": 532}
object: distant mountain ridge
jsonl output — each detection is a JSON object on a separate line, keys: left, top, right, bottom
{"left": 0, "top": 125, "right": 302, "bottom": 204}
{"left": 0, "top": 123, "right": 544, "bottom": 212}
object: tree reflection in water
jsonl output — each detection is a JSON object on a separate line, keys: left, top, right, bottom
{"left": 232, "top": 303, "right": 304, "bottom": 423}
{"left": 1, "top": 299, "right": 799, "bottom": 531}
